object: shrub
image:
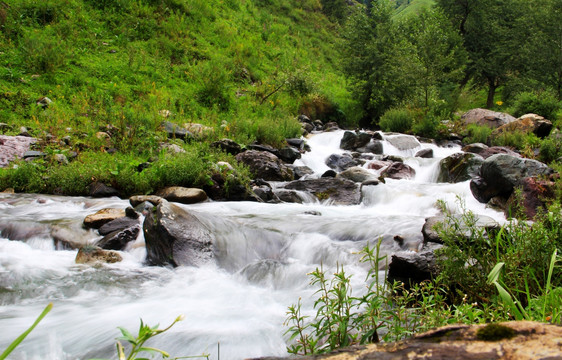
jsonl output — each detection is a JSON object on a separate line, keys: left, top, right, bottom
{"left": 511, "top": 91, "right": 561, "bottom": 121}
{"left": 379, "top": 107, "right": 413, "bottom": 133}
{"left": 464, "top": 124, "right": 492, "bottom": 145}
{"left": 539, "top": 137, "right": 562, "bottom": 164}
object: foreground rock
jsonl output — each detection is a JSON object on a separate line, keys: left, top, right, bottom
{"left": 282, "top": 178, "right": 361, "bottom": 205}
{"left": 256, "top": 321, "right": 562, "bottom": 360}
{"left": 156, "top": 186, "right": 208, "bottom": 204}
{"left": 461, "top": 108, "right": 516, "bottom": 128}
{"left": 235, "top": 150, "right": 294, "bottom": 181}
{"left": 387, "top": 247, "right": 439, "bottom": 288}
{"left": 422, "top": 214, "right": 500, "bottom": 244}
{"left": 470, "top": 154, "right": 554, "bottom": 203}
{"left": 143, "top": 200, "right": 214, "bottom": 267}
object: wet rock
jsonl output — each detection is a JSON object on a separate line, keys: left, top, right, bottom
{"left": 337, "top": 166, "right": 378, "bottom": 183}
{"left": 51, "top": 224, "right": 95, "bottom": 250}
{"left": 388, "top": 249, "right": 438, "bottom": 288}
{"left": 321, "top": 169, "right": 337, "bottom": 178}
{"left": 461, "top": 108, "right": 516, "bottom": 128}
{"left": 325, "top": 153, "right": 359, "bottom": 172}
{"left": 129, "top": 195, "right": 163, "bottom": 207}
{"left": 286, "top": 138, "right": 305, "bottom": 150}
{"left": 313, "top": 119, "right": 324, "bottom": 131}
{"left": 235, "top": 150, "right": 294, "bottom": 181}
{"left": 422, "top": 215, "right": 500, "bottom": 245}
{"left": 356, "top": 140, "right": 383, "bottom": 155}
{"left": 340, "top": 131, "right": 371, "bottom": 151}
{"left": 381, "top": 162, "right": 416, "bottom": 180}
{"left": 282, "top": 178, "right": 361, "bottom": 205}
{"left": 277, "top": 146, "right": 301, "bottom": 164}
{"left": 89, "top": 182, "right": 119, "bottom": 198}
{"left": 478, "top": 146, "right": 520, "bottom": 160}
{"left": 301, "top": 122, "right": 314, "bottom": 134}
{"left": 83, "top": 208, "right": 126, "bottom": 229}
{"left": 75, "top": 246, "right": 122, "bottom": 264}
{"left": 298, "top": 114, "right": 312, "bottom": 123}
{"left": 492, "top": 113, "right": 553, "bottom": 139}
{"left": 274, "top": 189, "right": 304, "bottom": 204}
{"left": 0, "top": 221, "right": 50, "bottom": 241}
{"left": 367, "top": 159, "right": 392, "bottom": 170}
{"left": 211, "top": 138, "right": 242, "bottom": 155}
{"left": 289, "top": 165, "right": 314, "bottom": 180}
{"left": 323, "top": 121, "right": 339, "bottom": 131}
{"left": 415, "top": 148, "right": 433, "bottom": 158}
{"left": 470, "top": 154, "right": 554, "bottom": 203}
{"left": 156, "top": 186, "right": 208, "bottom": 205}
{"left": 437, "top": 152, "right": 483, "bottom": 183}
{"left": 96, "top": 225, "right": 140, "bottom": 250}
{"left": 98, "top": 217, "right": 140, "bottom": 236}
{"left": 252, "top": 182, "right": 279, "bottom": 203}
{"left": 386, "top": 135, "right": 421, "bottom": 151}
{"left": 143, "top": 200, "right": 214, "bottom": 267}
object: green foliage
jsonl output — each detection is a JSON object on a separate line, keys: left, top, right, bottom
{"left": 0, "top": 303, "right": 52, "bottom": 360}
{"left": 510, "top": 91, "right": 562, "bottom": 120}
{"left": 539, "top": 137, "right": 562, "bottom": 164}
{"left": 464, "top": 124, "right": 492, "bottom": 145}
{"left": 379, "top": 107, "right": 414, "bottom": 133}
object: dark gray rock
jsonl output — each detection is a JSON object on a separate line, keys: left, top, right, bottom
{"left": 211, "top": 139, "right": 242, "bottom": 155}
{"left": 387, "top": 249, "right": 439, "bottom": 289}
{"left": 98, "top": 217, "right": 140, "bottom": 236}
{"left": 325, "top": 153, "right": 359, "bottom": 172}
{"left": 274, "top": 189, "right": 304, "bottom": 204}
{"left": 313, "top": 119, "right": 324, "bottom": 131}
{"left": 422, "top": 214, "right": 500, "bottom": 244}
{"left": 286, "top": 138, "right": 305, "bottom": 150}
{"left": 96, "top": 225, "right": 140, "bottom": 250}
{"left": 289, "top": 165, "right": 314, "bottom": 180}
{"left": 340, "top": 131, "right": 371, "bottom": 151}
{"left": 277, "top": 146, "right": 301, "bottom": 164}
{"left": 235, "top": 150, "right": 294, "bottom": 181}
{"left": 437, "top": 153, "right": 483, "bottom": 183}
{"left": 143, "top": 200, "right": 214, "bottom": 267}
{"left": 89, "top": 182, "right": 119, "bottom": 198}
{"left": 298, "top": 114, "right": 311, "bottom": 123}
{"left": 381, "top": 162, "right": 416, "bottom": 180}
{"left": 357, "top": 140, "right": 384, "bottom": 155}
{"left": 23, "top": 150, "right": 46, "bottom": 159}
{"left": 282, "top": 178, "right": 361, "bottom": 205}
{"left": 415, "top": 148, "right": 434, "bottom": 158}
{"left": 324, "top": 122, "right": 340, "bottom": 131}
{"left": 321, "top": 169, "right": 337, "bottom": 178}
{"left": 470, "top": 154, "right": 554, "bottom": 203}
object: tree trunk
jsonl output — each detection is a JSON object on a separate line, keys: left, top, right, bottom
{"left": 486, "top": 79, "right": 497, "bottom": 109}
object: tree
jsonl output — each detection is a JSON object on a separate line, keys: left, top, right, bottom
{"left": 341, "top": 0, "right": 417, "bottom": 126}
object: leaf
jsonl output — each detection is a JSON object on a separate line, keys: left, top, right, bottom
{"left": 0, "top": 303, "right": 53, "bottom": 360}
{"left": 117, "top": 327, "right": 137, "bottom": 345}
{"left": 487, "top": 262, "right": 505, "bottom": 285}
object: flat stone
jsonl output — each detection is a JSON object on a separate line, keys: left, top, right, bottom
{"left": 83, "top": 208, "right": 126, "bottom": 229}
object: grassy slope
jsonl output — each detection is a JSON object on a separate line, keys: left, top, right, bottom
{"left": 393, "top": 0, "right": 435, "bottom": 19}
{"left": 0, "top": 0, "right": 352, "bottom": 195}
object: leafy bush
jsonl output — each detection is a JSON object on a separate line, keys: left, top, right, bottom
{"left": 379, "top": 107, "right": 414, "bottom": 133}
{"left": 464, "top": 124, "right": 492, "bottom": 145}
{"left": 511, "top": 91, "right": 562, "bottom": 121}
{"left": 539, "top": 137, "right": 562, "bottom": 164}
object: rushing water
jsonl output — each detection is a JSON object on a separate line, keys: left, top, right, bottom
{"left": 0, "top": 131, "right": 506, "bottom": 360}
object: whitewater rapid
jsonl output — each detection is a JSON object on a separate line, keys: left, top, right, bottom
{"left": 0, "top": 130, "right": 505, "bottom": 359}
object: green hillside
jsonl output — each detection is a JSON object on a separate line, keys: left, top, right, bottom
{"left": 0, "top": 0, "right": 351, "bottom": 196}
{"left": 393, "top": 0, "right": 435, "bottom": 19}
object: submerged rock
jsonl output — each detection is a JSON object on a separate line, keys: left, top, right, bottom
{"left": 75, "top": 246, "right": 122, "bottom": 264}
{"left": 380, "top": 162, "right": 416, "bottom": 180}
{"left": 143, "top": 200, "right": 214, "bottom": 267}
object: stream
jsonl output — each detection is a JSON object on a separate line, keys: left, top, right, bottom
{"left": 0, "top": 130, "right": 506, "bottom": 360}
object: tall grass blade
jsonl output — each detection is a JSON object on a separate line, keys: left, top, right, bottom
{"left": 0, "top": 303, "right": 53, "bottom": 360}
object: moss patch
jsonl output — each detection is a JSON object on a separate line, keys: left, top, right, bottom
{"left": 476, "top": 323, "right": 517, "bottom": 341}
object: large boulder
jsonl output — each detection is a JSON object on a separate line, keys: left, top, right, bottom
{"left": 282, "top": 178, "right": 361, "bottom": 205}
{"left": 277, "top": 146, "right": 301, "bottom": 164}
{"left": 156, "top": 186, "right": 208, "bottom": 204}
{"left": 337, "top": 166, "right": 378, "bottom": 183}
{"left": 0, "top": 135, "right": 37, "bottom": 167}
{"left": 437, "top": 153, "right": 483, "bottom": 183}
{"left": 380, "top": 162, "right": 416, "bottom": 180}
{"left": 470, "top": 154, "right": 554, "bottom": 203}
{"left": 235, "top": 150, "right": 294, "bottom": 181}
{"left": 492, "top": 113, "right": 553, "bottom": 139}
{"left": 143, "top": 200, "right": 214, "bottom": 267}
{"left": 461, "top": 108, "right": 516, "bottom": 128}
